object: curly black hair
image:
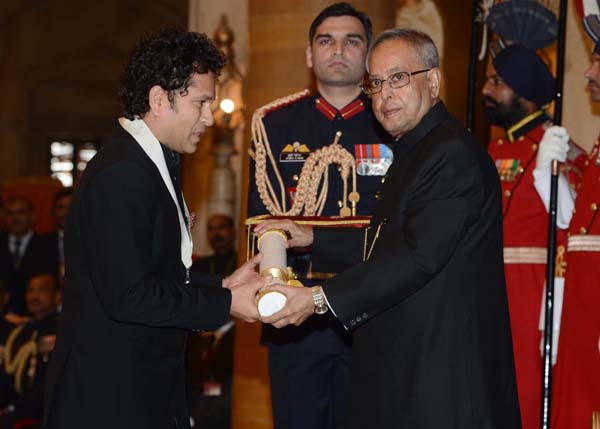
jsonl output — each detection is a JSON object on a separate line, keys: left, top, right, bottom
{"left": 119, "top": 28, "right": 226, "bottom": 120}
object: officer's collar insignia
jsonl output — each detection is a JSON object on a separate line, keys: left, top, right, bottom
{"left": 495, "top": 158, "right": 522, "bottom": 182}
{"left": 506, "top": 110, "right": 547, "bottom": 142}
{"left": 280, "top": 141, "right": 311, "bottom": 162}
{"left": 315, "top": 97, "right": 365, "bottom": 121}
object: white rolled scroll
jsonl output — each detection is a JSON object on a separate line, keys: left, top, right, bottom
{"left": 257, "top": 230, "right": 288, "bottom": 317}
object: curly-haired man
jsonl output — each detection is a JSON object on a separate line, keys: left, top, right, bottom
{"left": 42, "top": 29, "right": 269, "bottom": 429}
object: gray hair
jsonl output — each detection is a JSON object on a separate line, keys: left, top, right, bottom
{"left": 366, "top": 28, "right": 440, "bottom": 72}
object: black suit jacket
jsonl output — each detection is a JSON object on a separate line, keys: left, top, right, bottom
{"left": 43, "top": 123, "right": 232, "bottom": 429}
{"left": 0, "top": 233, "right": 55, "bottom": 315}
{"left": 37, "top": 231, "right": 61, "bottom": 278}
{"left": 320, "top": 103, "right": 521, "bottom": 428}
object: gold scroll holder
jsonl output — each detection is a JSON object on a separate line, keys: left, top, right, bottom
{"left": 256, "top": 266, "right": 304, "bottom": 316}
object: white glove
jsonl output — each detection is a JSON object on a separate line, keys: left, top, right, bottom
{"left": 536, "top": 126, "right": 570, "bottom": 169}
{"left": 533, "top": 126, "right": 576, "bottom": 229}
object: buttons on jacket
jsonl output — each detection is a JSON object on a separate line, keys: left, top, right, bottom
{"left": 349, "top": 313, "right": 369, "bottom": 327}
{"left": 374, "top": 191, "right": 383, "bottom": 201}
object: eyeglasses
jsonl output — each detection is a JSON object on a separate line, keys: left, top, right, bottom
{"left": 360, "top": 69, "right": 431, "bottom": 95}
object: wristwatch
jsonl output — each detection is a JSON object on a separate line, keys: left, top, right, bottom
{"left": 311, "top": 286, "right": 329, "bottom": 315}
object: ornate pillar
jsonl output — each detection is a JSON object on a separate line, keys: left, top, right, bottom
{"left": 184, "top": 8, "right": 246, "bottom": 256}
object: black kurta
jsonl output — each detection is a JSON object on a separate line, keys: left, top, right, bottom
{"left": 320, "top": 102, "right": 521, "bottom": 428}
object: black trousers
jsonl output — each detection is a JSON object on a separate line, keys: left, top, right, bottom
{"left": 268, "top": 346, "right": 352, "bottom": 429}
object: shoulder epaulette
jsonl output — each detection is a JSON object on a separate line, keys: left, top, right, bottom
{"left": 253, "top": 89, "right": 311, "bottom": 120}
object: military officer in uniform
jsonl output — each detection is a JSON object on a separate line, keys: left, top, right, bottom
{"left": 247, "top": 3, "right": 392, "bottom": 428}
{"left": 482, "top": 43, "right": 586, "bottom": 428}
{"left": 551, "top": 10, "right": 600, "bottom": 427}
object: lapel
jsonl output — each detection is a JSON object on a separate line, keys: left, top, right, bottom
{"left": 117, "top": 118, "right": 193, "bottom": 269}
{"left": 373, "top": 102, "right": 453, "bottom": 225}
{"left": 393, "top": 101, "right": 450, "bottom": 160}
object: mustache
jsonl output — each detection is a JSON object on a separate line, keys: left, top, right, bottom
{"left": 481, "top": 96, "right": 499, "bottom": 108}
{"left": 210, "top": 235, "right": 226, "bottom": 244}
{"left": 589, "top": 79, "right": 600, "bottom": 88}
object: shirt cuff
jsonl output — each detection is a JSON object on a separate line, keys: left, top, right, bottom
{"left": 321, "top": 288, "right": 347, "bottom": 330}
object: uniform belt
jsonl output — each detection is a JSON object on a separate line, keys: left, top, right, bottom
{"left": 568, "top": 234, "right": 600, "bottom": 252}
{"left": 503, "top": 247, "right": 547, "bottom": 264}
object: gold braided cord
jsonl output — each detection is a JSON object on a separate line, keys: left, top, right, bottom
{"left": 251, "top": 91, "right": 359, "bottom": 217}
{"left": 3, "top": 325, "right": 38, "bottom": 394}
{"left": 245, "top": 215, "right": 372, "bottom": 227}
{"left": 252, "top": 90, "right": 311, "bottom": 214}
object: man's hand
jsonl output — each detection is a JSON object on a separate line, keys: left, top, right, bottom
{"left": 224, "top": 254, "right": 273, "bottom": 322}
{"left": 223, "top": 253, "right": 262, "bottom": 289}
{"left": 254, "top": 219, "right": 314, "bottom": 248}
{"left": 260, "top": 285, "right": 315, "bottom": 328}
{"left": 229, "top": 275, "right": 272, "bottom": 323}
{"left": 537, "top": 126, "right": 570, "bottom": 169}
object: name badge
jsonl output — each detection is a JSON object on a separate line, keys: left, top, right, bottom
{"left": 280, "top": 142, "right": 311, "bottom": 162}
{"left": 355, "top": 144, "right": 393, "bottom": 176}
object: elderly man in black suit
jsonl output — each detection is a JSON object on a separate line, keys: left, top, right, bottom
{"left": 42, "top": 29, "right": 269, "bottom": 429}
{"left": 257, "top": 29, "right": 521, "bottom": 428}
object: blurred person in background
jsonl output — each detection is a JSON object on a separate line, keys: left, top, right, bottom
{"left": 0, "top": 273, "right": 60, "bottom": 429}
{"left": 187, "top": 214, "right": 237, "bottom": 429}
{"left": 39, "top": 188, "right": 73, "bottom": 286}
{"left": 0, "top": 198, "right": 52, "bottom": 316}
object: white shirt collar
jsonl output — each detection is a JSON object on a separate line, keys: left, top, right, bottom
{"left": 9, "top": 230, "right": 33, "bottom": 255}
{"left": 118, "top": 117, "right": 193, "bottom": 268}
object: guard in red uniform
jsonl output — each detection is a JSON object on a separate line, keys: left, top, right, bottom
{"left": 482, "top": 44, "right": 586, "bottom": 429}
{"left": 551, "top": 11, "right": 600, "bottom": 427}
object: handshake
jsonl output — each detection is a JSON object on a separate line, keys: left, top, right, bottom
{"left": 223, "top": 220, "right": 321, "bottom": 328}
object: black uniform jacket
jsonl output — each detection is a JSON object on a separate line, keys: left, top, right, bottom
{"left": 42, "top": 123, "right": 232, "bottom": 429}
{"left": 321, "top": 102, "right": 522, "bottom": 428}
{"left": 248, "top": 92, "right": 392, "bottom": 352}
